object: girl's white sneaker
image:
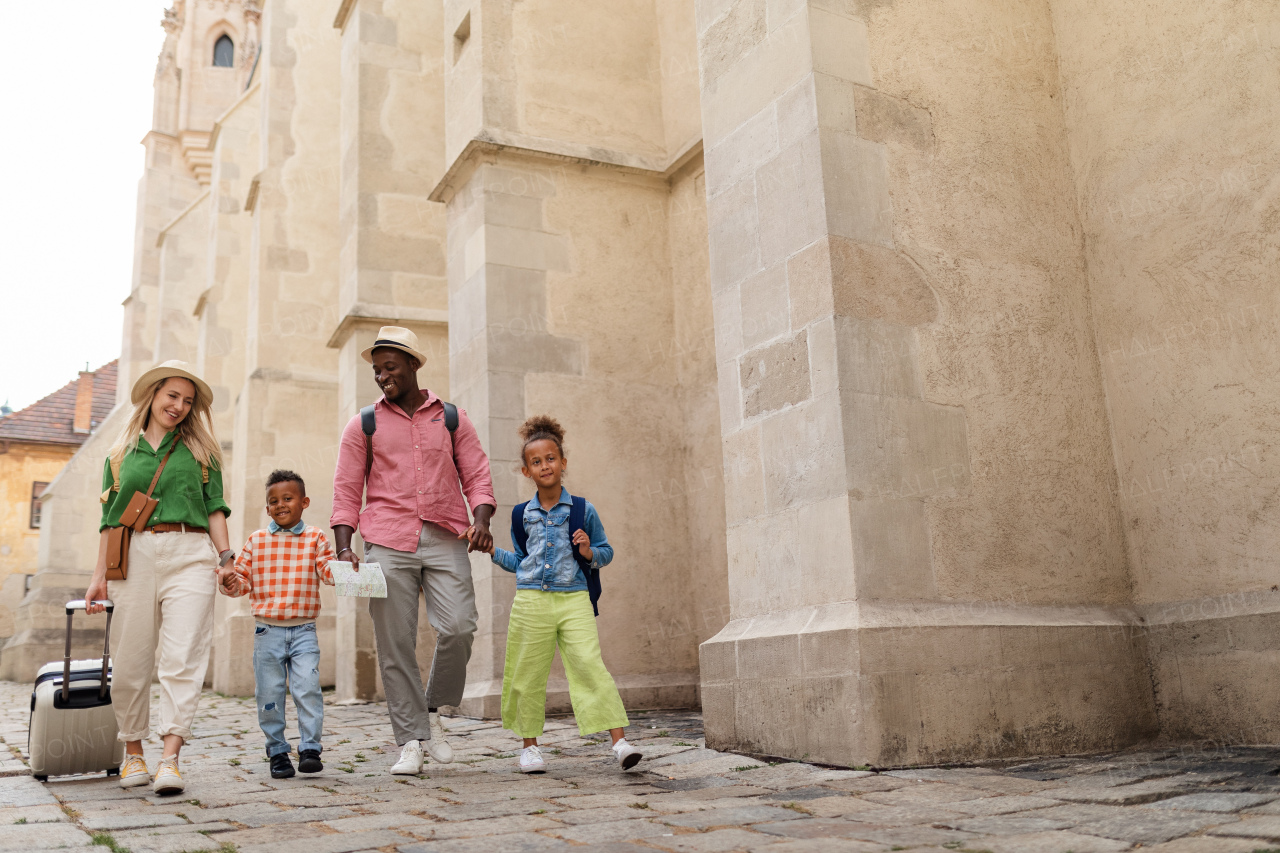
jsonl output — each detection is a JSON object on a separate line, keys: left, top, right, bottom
{"left": 519, "top": 745, "right": 547, "bottom": 774}
{"left": 612, "top": 738, "right": 643, "bottom": 770}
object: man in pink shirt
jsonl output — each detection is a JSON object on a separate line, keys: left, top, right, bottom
{"left": 331, "top": 327, "right": 495, "bottom": 775}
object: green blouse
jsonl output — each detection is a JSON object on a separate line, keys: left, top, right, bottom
{"left": 99, "top": 431, "right": 231, "bottom": 532}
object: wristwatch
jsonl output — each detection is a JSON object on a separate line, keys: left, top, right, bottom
{"left": 218, "top": 549, "right": 236, "bottom": 567}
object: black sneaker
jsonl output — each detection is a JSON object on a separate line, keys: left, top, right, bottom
{"left": 270, "top": 753, "right": 296, "bottom": 779}
{"left": 298, "top": 749, "right": 323, "bottom": 774}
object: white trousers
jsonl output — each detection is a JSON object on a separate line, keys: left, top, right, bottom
{"left": 108, "top": 531, "right": 217, "bottom": 742}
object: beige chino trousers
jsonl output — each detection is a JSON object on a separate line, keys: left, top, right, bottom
{"left": 369, "top": 523, "right": 477, "bottom": 745}
{"left": 108, "top": 530, "right": 217, "bottom": 742}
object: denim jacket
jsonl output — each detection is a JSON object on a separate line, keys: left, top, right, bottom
{"left": 491, "top": 488, "right": 613, "bottom": 592}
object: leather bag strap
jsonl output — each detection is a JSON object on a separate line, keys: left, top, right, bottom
{"left": 146, "top": 442, "right": 178, "bottom": 499}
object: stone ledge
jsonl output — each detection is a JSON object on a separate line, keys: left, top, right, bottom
{"left": 325, "top": 303, "right": 449, "bottom": 350}
{"left": 431, "top": 132, "right": 703, "bottom": 204}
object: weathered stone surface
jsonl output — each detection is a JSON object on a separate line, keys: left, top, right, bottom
{"left": 1084, "top": 809, "right": 1234, "bottom": 844}
{"left": 1151, "top": 792, "right": 1276, "bottom": 812}
{"left": 1208, "top": 816, "right": 1280, "bottom": 840}
{"left": 543, "top": 818, "right": 669, "bottom": 844}
{"left": 400, "top": 836, "right": 572, "bottom": 853}
{"left": 0, "top": 822, "right": 93, "bottom": 849}
{"left": 0, "top": 685, "right": 1262, "bottom": 853}
{"left": 661, "top": 804, "right": 804, "bottom": 828}
{"left": 972, "top": 831, "right": 1133, "bottom": 853}
{"left": 236, "top": 830, "right": 411, "bottom": 853}
{"left": 739, "top": 331, "right": 811, "bottom": 418}
{"left": 79, "top": 813, "right": 191, "bottom": 831}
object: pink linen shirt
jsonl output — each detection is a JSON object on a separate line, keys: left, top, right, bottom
{"left": 330, "top": 392, "right": 496, "bottom": 552}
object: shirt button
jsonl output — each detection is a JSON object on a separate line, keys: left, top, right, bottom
{"left": 419, "top": 490, "right": 423, "bottom": 494}
{"left": 545, "top": 563, "right": 550, "bottom": 568}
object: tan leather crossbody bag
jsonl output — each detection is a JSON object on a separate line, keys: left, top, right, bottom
{"left": 104, "top": 443, "right": 175, "bottom": 581}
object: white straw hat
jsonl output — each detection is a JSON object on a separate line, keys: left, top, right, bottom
{"left": 130, "top": 360, "right": 214, "bottom": 406}
{"left": 360, "top": 326, "right": 427, "bottom": 365}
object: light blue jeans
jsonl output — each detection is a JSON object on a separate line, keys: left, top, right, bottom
{"left": 252, "top": 622, "right": 323, "bottom": 757}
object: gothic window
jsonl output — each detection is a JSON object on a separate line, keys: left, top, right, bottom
{"left": 214, "top": 35, "right": 234, "bottom": 67}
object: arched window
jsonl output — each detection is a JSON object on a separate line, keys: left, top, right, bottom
{"left": 213, "top": 35, "right": 234, "bottom": 67}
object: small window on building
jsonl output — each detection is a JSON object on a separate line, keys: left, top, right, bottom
{"left": 30, "top": 482, "right": 49, "bottom": 529}
{"left": 214, "top": 34, "right": 234, "bottom": 67}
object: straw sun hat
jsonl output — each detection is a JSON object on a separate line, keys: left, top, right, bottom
{"left": 130, "top": 360, "right": 214, "bottom": 406}
{"left": 360, "top": 326, "right": 427, "bottom": 365}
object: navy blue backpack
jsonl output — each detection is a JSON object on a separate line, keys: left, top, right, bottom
{"left": 511, "top": 496, "right": 602, "bottom": 617}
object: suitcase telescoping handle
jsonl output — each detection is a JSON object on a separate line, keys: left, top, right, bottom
{"left": 64, "top": 600, "right": 114, "bottom": 703}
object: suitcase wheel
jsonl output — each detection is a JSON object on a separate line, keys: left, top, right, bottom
{"left": 33, "top": 775, "right": 47, "bottom": 782}
{"left": 106, "top": 767, "right": 120, "bottom": 777}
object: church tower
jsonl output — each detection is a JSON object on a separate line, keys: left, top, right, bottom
{"left": 119, "top": 0, "right": 258, "bottom": 400}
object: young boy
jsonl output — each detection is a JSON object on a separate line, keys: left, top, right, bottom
{"left": 229, "top": 469, "right": 335, "bottom": 779}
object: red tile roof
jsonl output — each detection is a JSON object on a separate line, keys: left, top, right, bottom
{"left": 0, "top": 361, "right": 119, "bottom": 447}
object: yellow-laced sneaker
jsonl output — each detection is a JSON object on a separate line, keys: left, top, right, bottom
{"left": 118, "top": 753, "right": 150, "bottom": 788}
{"left": 152, "top": 755, "right": 184, "bottom": 795}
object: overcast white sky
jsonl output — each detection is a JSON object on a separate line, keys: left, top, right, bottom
{"left": 0, "top": 3, "right": 166, "bottom": 411}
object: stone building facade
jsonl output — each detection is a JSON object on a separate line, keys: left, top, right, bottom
{"left": 5, "top": 0, "right": 1278, "bottom": 768}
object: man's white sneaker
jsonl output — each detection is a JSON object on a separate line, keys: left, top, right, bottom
{"left": 426, "top": 712, "right": 454, "bottom": 764}
{"left": 613, "top": 738, "right": 643, "bottom": 770}
{"left": 391, "top": 739, "right": 424, "bottom": 775}
{"left": 519, "top": 745, "right": 547, "bottom": 774}
{"left": 118, "top": 753, "right": 150, "bottom": 788}
{"left": 152, "top": 756, "right": 184, "bottom": 795}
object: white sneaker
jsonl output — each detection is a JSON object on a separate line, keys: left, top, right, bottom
{"left": 426, "top": 711, "right": 454, "bottom": 764}
{"left": 519, "top": 745, "right": 546, "bottom": 774}
{"left": 391, "top": 739, "right": 424, "bottom": 775}
{"left": 613, "top": 738, "right": 643, "bottom": 770}
{"left": 118, "top": 753, "right": 150, "bottom": 788}
{"left": 152, "top": 756, "right": 184, "bottom": 794}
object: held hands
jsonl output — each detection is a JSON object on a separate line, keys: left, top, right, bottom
{"left": 217, "top": 565, "right": 247, "bottom": 597}
{"left": 572, "top": 529, "right": 593, "bottom": 562}
{"left": 461, "top": 521, "right": 493, "bottom": 554}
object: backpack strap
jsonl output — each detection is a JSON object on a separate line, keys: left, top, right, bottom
{"left": 102, "top": 455, "right": 124, "bottom": 504}
{"left": 568, "top": 495, "right": 602, "bottom": 617}
{"left": 360, "top": 404, "right": 377, "bottom": 481}
{"left": 360, "top": 400, "right": 457, "bottom": 482}
{"left": 511, "top": 501, "right": 531, "bottom": 556}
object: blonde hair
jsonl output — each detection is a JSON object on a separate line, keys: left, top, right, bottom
{"left": 108, "top": 377, "right": 223, "bottom": 469}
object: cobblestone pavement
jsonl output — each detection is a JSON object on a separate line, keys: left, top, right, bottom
{"left": 5, "top": 683, "right": 1280, "bottom": 853}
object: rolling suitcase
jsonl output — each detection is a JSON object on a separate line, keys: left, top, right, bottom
{"left": 28, "top": 599, "right": 124, "bottom": 781}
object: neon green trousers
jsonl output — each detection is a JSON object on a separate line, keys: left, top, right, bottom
{"left": 501, "top": 589, "right": 629, "bottom": 737}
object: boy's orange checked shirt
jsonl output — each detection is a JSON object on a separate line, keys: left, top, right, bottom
{"left": 235, "top": 524, "right": 335, "bottom": 621}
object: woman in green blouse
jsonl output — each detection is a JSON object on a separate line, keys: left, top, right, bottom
{"left": 85, "top": 361, "right": 239, "bottom": 795}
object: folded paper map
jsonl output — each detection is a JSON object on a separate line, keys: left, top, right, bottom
{"left": 329, "top": 561, "right": 388, "bottom": 598}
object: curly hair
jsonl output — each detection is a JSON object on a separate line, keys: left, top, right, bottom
{"left": 266, "top": 469, "right": 306, "bottom": 496}
{"left": 518, "top": 414, "right": 565, "bottom": 463}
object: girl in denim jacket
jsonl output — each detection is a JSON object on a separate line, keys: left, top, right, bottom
{"left": 484, "top": 415, "right": 642, "bottom": 773}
